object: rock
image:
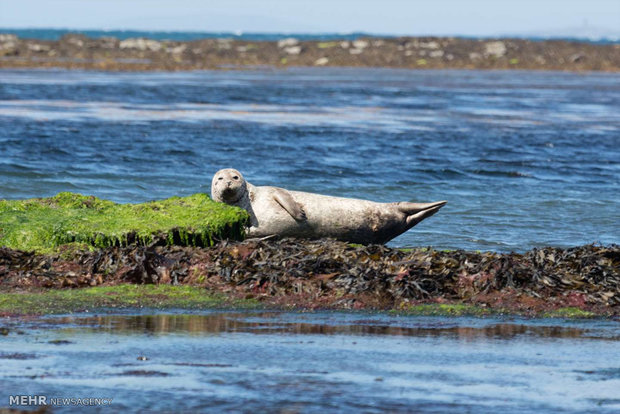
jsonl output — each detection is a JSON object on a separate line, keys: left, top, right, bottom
{"left": 168, "top": 45, "right": 187, "bottom": 54}
{"left": 0, "top": 34, "right": 18, "bottom": 42}
{"left": 352, "top": 40, "right": 369, "bottom": 49}
{"left": 0, "top": 35, "right": 17, "bottom": 55}
{"left": 217, "top": 39, "right": 232, "bottom": 50}
{"left": 484, "top": 41, "right": 506, "bottom": 58}
{"left": 469, "top": 52, "right": 482, "bottom": 60}
{"left": 372, "top": 40, "right": 384, "bottom": 47}
{"left": 0, "top": 43, "right": 17, "bottom": 55}
{"left": 404, "top": 50, "right": 414, "bottom": 57}
{"left": 277, "top": 38, "right": 299, "bottom": 48}
{"left": 340, "top": 41, "right": 350, "bottom": 49}
{"left": 62, "top": 34, "right": 85, "bottom": 48}
{"left": 535, "top": 55, "right": 547, "bottom": 65}
{"left": 119, "top": 38, "right": 162, "bottom": 52}
{"left": 27, "top": 43, "right": 51, "bottom": 52}
{"left": 429, "top": 50, "right": 444, "bottom": 58}
{"left": 99, "top": 37, "right": 118, "bottom": 49}
{"left": 419, "top": 41, "right": 439, "bottom": 49}
{"left": 167, "top": 45, "right": 186, "bottom": 54}
{"left": 349, "top": 40, "right": 369, "bottom": 54}
{"left": 283, "top": 46, "right": 302, "bottom": 55}
{"left": 314, "top": 57, "right": 329, "bottom": 66}
{"left": 570, "top": 53, "right": 585, "bottom": 63}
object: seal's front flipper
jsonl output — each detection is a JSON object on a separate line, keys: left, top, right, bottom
{"left": 273, "top": 189, "right": 307, "bottom": 221}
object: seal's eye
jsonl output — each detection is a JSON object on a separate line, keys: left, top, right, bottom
{"left": 233, "top": 176, "right": 239, "bottom": 180}
{"left": 218, "top": 177, "right": 223, "bottom": 180}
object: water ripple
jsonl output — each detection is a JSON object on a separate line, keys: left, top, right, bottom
{"left": 0, "top": 68, "right": 618, "bottom": 251}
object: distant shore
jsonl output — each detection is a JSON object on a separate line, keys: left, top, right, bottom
{"left": 1, "top": 33, "right": 618, "bottom": 72}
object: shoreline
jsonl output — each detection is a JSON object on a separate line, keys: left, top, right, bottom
{"left": 1, "top": 33, "right": 618, "bottom": 72}
{"left": 0, "top": 286, "right": 602, "bottom": 319}
{"left": 1, "top": 239, "right": 618, "bottom": 317}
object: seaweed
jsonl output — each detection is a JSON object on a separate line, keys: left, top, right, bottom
{"left": 0, "top": 284, "right": 260, "bottom": 315}
{"left": 0, "top": 192, "right": 249, "bottom": 252}
{"left": 0, "top": 239, "right": 618, "bottom": 315}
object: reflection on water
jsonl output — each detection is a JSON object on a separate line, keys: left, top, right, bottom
{"left": 51, "top": 313, "right": 596, "bottom": 340}
{"left": 1, "top": 311, "right": 619, "bottom": 413}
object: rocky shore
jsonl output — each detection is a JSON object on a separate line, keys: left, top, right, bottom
{"left": 1, "top": 33, "right": 618, "bottom": 72}
{"left": 1, "top": 239, "right": 618, "bottom": 316}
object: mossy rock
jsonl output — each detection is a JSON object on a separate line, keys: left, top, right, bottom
{"left": 0, "top": 192, "right": 249, "bottom": 253}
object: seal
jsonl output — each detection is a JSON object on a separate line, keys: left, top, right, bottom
{"left": 211, "top": 168, "right": 446, "bottom": 244}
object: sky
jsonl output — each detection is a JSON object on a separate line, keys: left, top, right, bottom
{"left": 1, "top": 0, "right": 619, "bottom": 37}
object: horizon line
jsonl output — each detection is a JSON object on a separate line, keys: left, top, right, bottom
{"left": 1, "top": 26, "right": 619, "bottom": 42}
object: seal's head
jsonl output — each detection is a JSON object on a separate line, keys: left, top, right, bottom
{"left": 211, "top": 168, "right": 247, "bottom": 204}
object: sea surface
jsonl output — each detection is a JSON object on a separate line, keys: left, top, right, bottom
{"left": 0, "top": 68, "right": 618, "bottom": 251}
{"left": 1, "top": 28, "right": 618, "bottom": 44}
{"left": 1, "top": 311, "right": 619, "bottom": 413}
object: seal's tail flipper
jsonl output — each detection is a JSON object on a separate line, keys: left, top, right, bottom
{"left": 397, "top": 201, "right": 447, "bottom": 228}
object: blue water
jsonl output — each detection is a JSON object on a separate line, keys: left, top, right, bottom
{"left": 1, "top": 311, "right": 620, "bottom": 413}
{"left": 0, "top": 68, "right": 618, "bottom": 251}
{"left": 1, "top": 28, "right": 618, "bottom": 44}
{"left": 0, "top": 28, "right": 374, "bottom": 42}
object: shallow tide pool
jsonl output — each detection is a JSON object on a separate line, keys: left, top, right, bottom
{"left": 1, "top": 311, "right": 619, "bottom": 413}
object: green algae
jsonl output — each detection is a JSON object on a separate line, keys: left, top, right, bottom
{"left": 543, "top": 307, "right": 596, "bottom": 319}
{"left": 397, "top": 303, "right": 494, "bottom": 317}
{"left": 317, "top": 42, "right": 338, "bottom": 49}
{"left": 396, "top": 303, "right": 601, "bottom": 319}
{"left": 0, "top": 284, "right": 261, "bottom": 315}
{"left": 0, "top": 192, "right": 249, "bottom": 253}
{"left": 0, "top": 287, "right": 606, "bottom": 318}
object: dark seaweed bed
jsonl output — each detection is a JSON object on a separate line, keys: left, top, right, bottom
{"left": 2, "top": 239, "right": 618, "bottom": 314}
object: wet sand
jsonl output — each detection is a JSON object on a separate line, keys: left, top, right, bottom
{"left": 1, "top": 33, "right": 618, "bottom": 72}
